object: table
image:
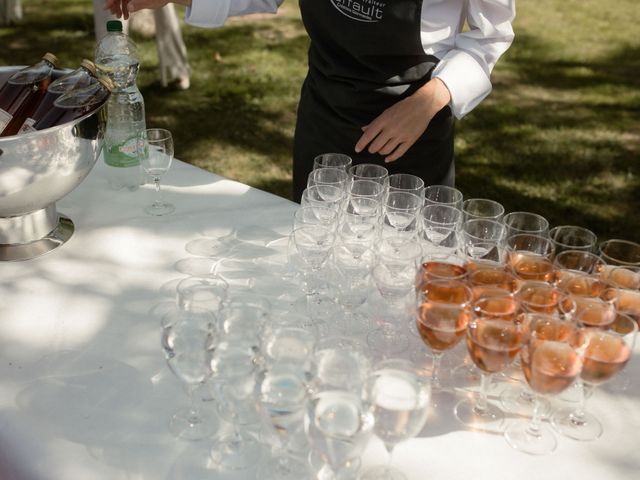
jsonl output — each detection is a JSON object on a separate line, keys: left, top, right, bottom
{"left": 1, "top": 159, "right": 638, "bottom": 480}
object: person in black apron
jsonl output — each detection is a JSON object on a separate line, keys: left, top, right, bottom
{"left": 293, "top": 0, "right": 454, "bottom": 201}
{"left": 105, "top": 0, "right": 514, "bottom": 201}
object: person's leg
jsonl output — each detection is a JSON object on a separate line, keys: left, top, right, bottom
{"left": 152, "top": 4, "right": 190, "bottom": 89}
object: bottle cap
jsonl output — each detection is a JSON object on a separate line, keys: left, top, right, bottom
{"left": 106, "top": 20, "right": 123, "bottom": 32}
{"left": 42, "top": 52, "right": 59, "bottom": 67}
{"left": 96, "top": 75, "right": 114, "bottom": 92}
{"left": 80, "top": 59, "right": 98, "bottom": 76}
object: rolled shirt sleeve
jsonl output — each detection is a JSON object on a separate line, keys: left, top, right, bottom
{"left": 185, "top": 0, "right": 283, "bottom": 28}
{"left": 431, "top": 0, "right": 516, "bottom": 119}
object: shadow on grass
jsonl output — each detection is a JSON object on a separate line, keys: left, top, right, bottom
{"left": 457, "top": 33, "right": 640, "bottom": 241}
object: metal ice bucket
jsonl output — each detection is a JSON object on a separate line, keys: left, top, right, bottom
{"left": 0, "top": 66, "right": 106, "bottom": 261}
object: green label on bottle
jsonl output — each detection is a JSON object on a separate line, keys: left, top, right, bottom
{"left": 104, "top": 135, "right": 143, "bottom": 167}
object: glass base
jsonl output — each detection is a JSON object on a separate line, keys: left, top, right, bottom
{"left": 500, "top": 386, "right": 551, "bottom": 418}
{"left": 360, "top": 465, "right": 407, "bottom": 480}
{"left": 342, "top": 310, "right": 371, "bottom": 335}
{"left": 454, "top": 397, "right": 504, "bottom": 432}
{"left": 308, "top": 450, "right": 361, "bottom": 480}
{"left": 145, "top": 201, "right": 175, "bottom": 216}
{"left": 168, "top": 407, "right": 218, "bottom": 441}
{"left": 367, "top": 329, "right": 410, "bottom": 358}
{"left": 185, "top": 237, "right": 234, "bottom": 257}
{"left": 504, "top": 420, "right": 558, "bottom": 455}
{"left": 551, "top": 408, "right": 603, "bottom": 441}
{"left": 210, "top": 431, "right": 263, "bottom": 471}
{"left": 262, "top": 454, "right": 313, "bottom": 480}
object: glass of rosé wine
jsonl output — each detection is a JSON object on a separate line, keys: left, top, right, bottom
{"left": 504, "top": 313, "right": 584, "bottom": 455}
{"left": 551, "top": 311, "right": 637, "bottom": 441}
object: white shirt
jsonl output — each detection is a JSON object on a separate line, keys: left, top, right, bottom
{"left": 185, "top": 0, "right": 515, "bottom": 119}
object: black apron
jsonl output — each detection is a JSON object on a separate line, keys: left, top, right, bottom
{"left": 293, "top": 0, "right": 455, "bottom": 202}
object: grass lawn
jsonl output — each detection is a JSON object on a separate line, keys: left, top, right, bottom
{"left": 1, "top": 0, "right": 638, "bottom": 243}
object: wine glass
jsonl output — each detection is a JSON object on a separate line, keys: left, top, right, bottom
{"left": 462, "top": 198, "right": 505, "bottom": 222}
{"left": 459, "top": 218, "right": 506, "bottom": 265}
{"left": 307, "top": 337, "right": 373, "bottom": 480}
{"left": 370, "top": 239, "right": 423, "bottom": 355}
{"left": 360, "top": 359, "right": 431, "bottom": 480}
{"left": 506, "top": 233, "right": 556, "bottom": 283}
{"left": 549, "top": 225, "right": 598, "bottom": 255}
{"left": 256, "top": 364, "right": 313, "bottom": 479}
{"left": 140, "top": 128, "right": 175, "bottom": 216}
{"left": 551, "top": 311, "right": 637, "bottom": 441}
{"left": 387, "top": 173, "right": 425, "bottom": 198}
{"left": 292, "top": 224, "right": 336, "bottom": 298}
{"left": 423, "top": 185, "right": 463, "bottom": 210}
{"left": 418, "top": 204, "right": 462, "bottom": 262}
{"left": 175, "top": 275, "right": 229, "bottom": 314}
{"left": 381, "top": 191, "right": 423, "bottom": 242}
{"left": 348, "top": 163, "right": 389, "bottom": 188}
{"left": 209, "top": 339, "right": 263, "bottom": 471}
{"left": 331, "top": 242, "right": 375, "bottom": 335}
{"left": 313, "top": 153, "right": 353, "bottom": 171}
{"left": 455, "top": 310, "right": 523, "bottom": 431}
{"left": 504, "top": 314, "right": 584, "bottom": 455}
{"left": 160, "top": 307, "right": 218, "bottom": 440}
{"left": 502, "top": 211, "right": 549, "bottom": 238}
{"left": 598, "top": 238, "right": 640, "bottom": 267}
{"left": 307, "top": 167, "right": 350, "bottom": 193}
{"left": 553, "top": 250, "right": 606, "bottom": 297}
{"left": 415, "top": 279, "right": 473, "bottom": 391}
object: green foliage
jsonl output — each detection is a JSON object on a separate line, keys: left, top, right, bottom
{"left": 1, "top": 0, "right": 638, "bottom": 241}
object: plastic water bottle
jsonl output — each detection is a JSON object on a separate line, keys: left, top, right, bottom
{"left": 95, "top": 20, "right": 145, "bottom": 191}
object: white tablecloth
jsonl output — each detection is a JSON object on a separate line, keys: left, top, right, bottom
{"left": 1, "top": 159, "right": 638, "bottom": 480}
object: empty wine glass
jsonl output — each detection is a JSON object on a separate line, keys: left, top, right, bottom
{"left": 307, "top": 167, "right": 349, "bottom": 193}
{"left": 462, "top": 198, "right": 505, "bottom": 222}
{"left": 419, "top": 204, "right": 462, "bottom": 261}
{"left": 459, "top": 218, "right": 506, "bottom": 265}
{"left": 331, "top": 242, "right": 375, "bottom": 334}
{"left": 504, "top": 314, "right": 584, "bottom": 455}
{"left": 209, "top": 339, "right": 263, "bottom": 471}
{"left": 175, "top": 275, "right": 229, "bottom": 314}
{"left": 370, "top": 240, "right": 423, "bottom": 355}
{"left": 314, "top": 153, "right": 353, "bottom": 171}
{"left": 301, "top": 185, "right": 345, "bottom": 212}
{"left": 503, "top": 211, "right": 549, "bottom": 238}
{"left": 598, "top": 238, "right": 640, "bottom": 267}
{"left": 140, "top": 128, "right": 175, "bottom": 216}
{"left": 549, "top": 225, "right": 598, "bottom": 255}
{"left": 360, "top": 359, "right": 431, "bottom": 480}
{"left": 256, "top": 365, "right": 313, "bottom": 479}
{"left": 381, "top": 191, "right": 422, "bottom": 242}
{"left": 307, "top": 337, "right": 373, "bottom": 480}
{"left": 348, "top": 163, "right": 389, "bottom": 188}
{"left": 161, "top": 307, "right": 218, "bottom": 440}
{"left": 387, "top": 173, "right": 425, "bottom": 198}
{"left": 292, "top": 224, "right": 336, "bottom": 297}
{"left": 424, "top": 185, "right": 463, "bottom": 210}
{"left": 552, "top": 311, "right": 637, "bottom": 441}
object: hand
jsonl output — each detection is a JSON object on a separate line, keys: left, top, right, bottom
{"left": 104, "top": 0, "right": 190, "bottom": 19}
{"left": 354, "top": 78, "right": 451, "bottom": 163}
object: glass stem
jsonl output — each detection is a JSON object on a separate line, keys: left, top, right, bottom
{"left": 431, "top": 351, "right": 443, "bottom": 390}
{"left": 525, "top": 396, "right": 544, "bottom": 438}
{"left": 475, "top": 373, "right": 492, "bottom": 415}
{"left": 187, "top": 384, "right": 200, "bottom": 426}
{"left": 153, "top": 176, "right": 163, "bottom": 206}
{"left": 572, "top": 380, "right": 591, "bottom": 424}
{"left": 384, "top": 443, "right": 396, "bottom": 474}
